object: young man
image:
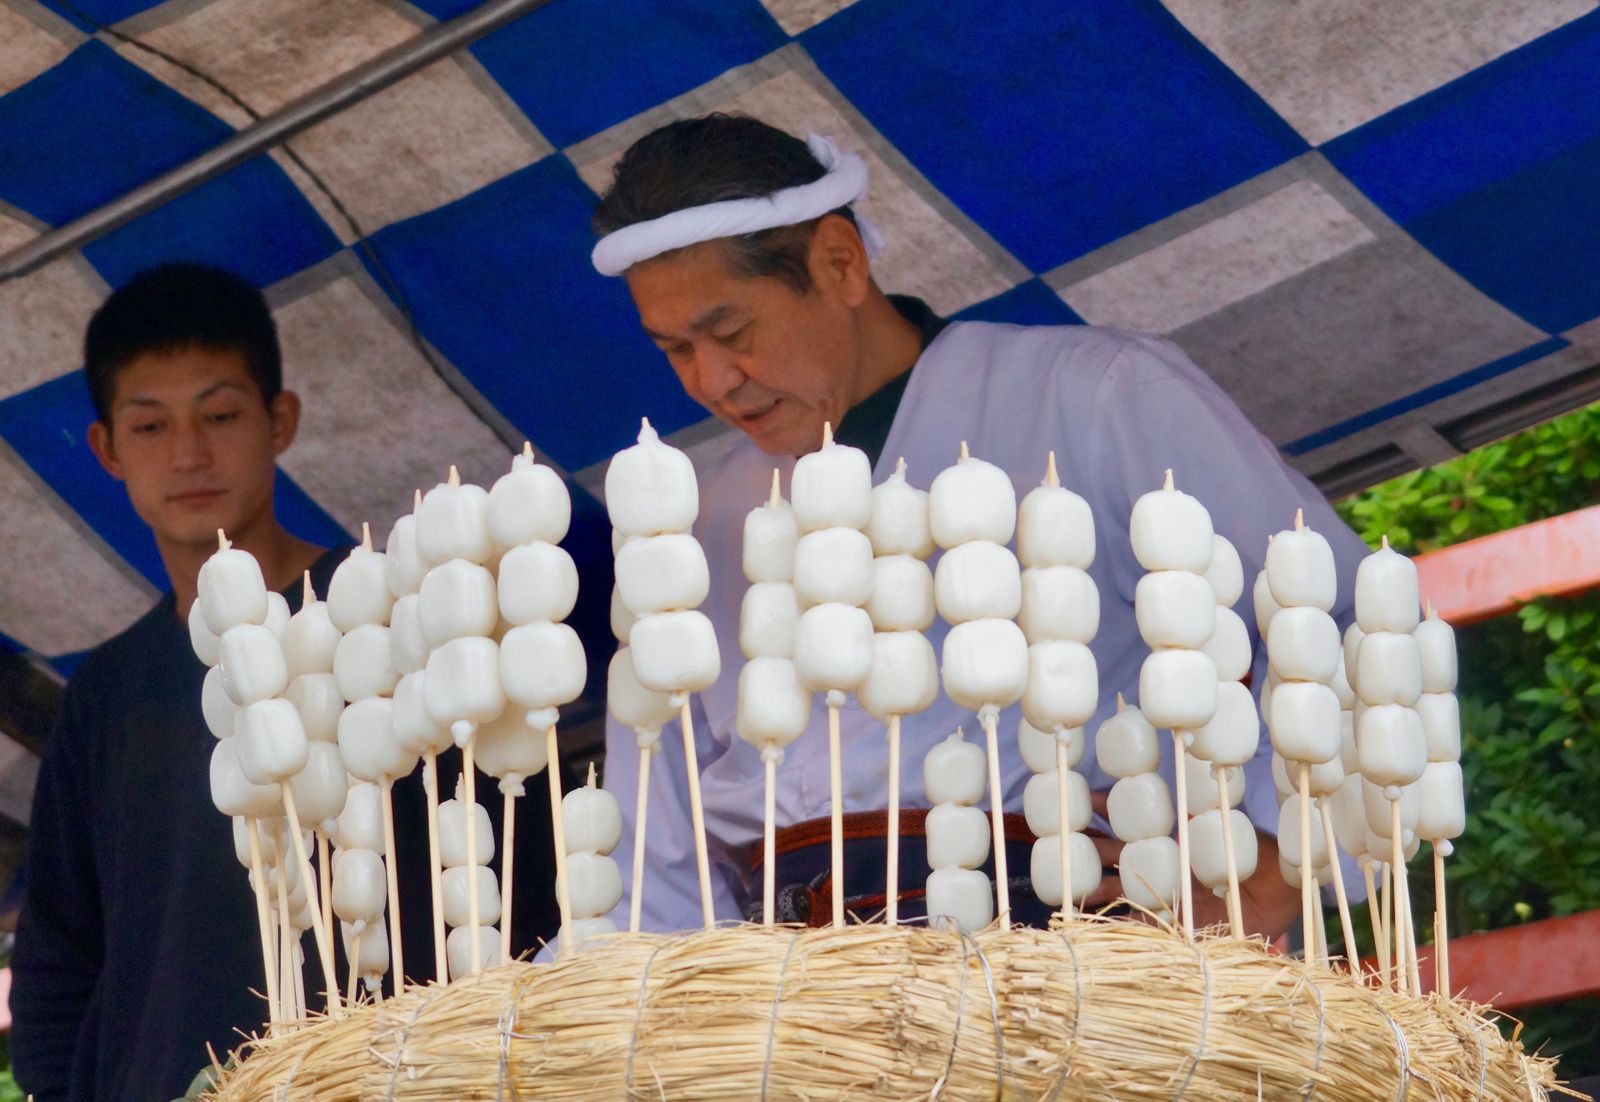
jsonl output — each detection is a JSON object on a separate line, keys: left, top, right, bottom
{"left": 8, "top": 264, "right": 341, "bottom": 1101}
{"left": 589, "top": 115, "right": 1370, "bottom": 937}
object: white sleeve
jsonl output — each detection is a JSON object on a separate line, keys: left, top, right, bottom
{"left": 602, "top": 694, "right": 746, "bottom": 933}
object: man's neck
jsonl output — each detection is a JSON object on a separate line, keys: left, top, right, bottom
{"left": 165, "top": 515, "right": 324, "bottom": 617}
{"left": 847, "top": 287, "right": 925, "bottom": 409}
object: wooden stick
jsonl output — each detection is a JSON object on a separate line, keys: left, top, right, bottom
{"left": 679, "top": 700, "right": 716, "bottom": 930}
{"left": 346, "top": 930, "right": 360, "bottom": 1008}
{"left": 546, "top": 724, "right": 575, "bottom": 944}
{"left": 1389, "top": 804, "right": 1408, "bottom": 995}
{"left": 291, "top": 939, "right": 306, "bottom": 1021}
{"left": 422, "top": 751, "right": 449, "bottom": 984}
{"left": 379, "top": 780, "right": 405, "bottom": 995}
{"left": 1434, "top": 842, "right": 1452, "bottom": 997}
{"left": 1173, "top": 732, "right": 1194, "bottom": 940}
{"left": 886, "top": 715, "right": 902, "bottom": 926}
{"left": 317, "top": 831, "right": 334, "bottom": 971}
{"left": 629, "top": 741, "right": 652, "bottom": 934}
{"left": 1317, "top": 798, "right": 1359, "bottom": 974}
{"left": 463, "top": 742, "right": 483, "bottom": 973}
{"left": 1298, "top": 765, "right": 1317, "bottom": 964}
{"left": 501, "top": 786, "right": 517, "bottom": 962}
{"left": 982, "top": 709, "right": 1011, "bottom": 931}
{"left": 1056, "top": 740, "right": 1074, "bottom": 923}
{"left": 764, "top": 752, "right": 778, "bottom": 926}
{"left": 1312, "top": 884, "right": 1328, "bottom": 962}
{"left": 245, "top": 819, "right": 281, "bottom": 1029}
{"left": 1364, "top": 861, "right": 1388, "bottom": 988}
{"left": 280, "top": 787, "right": 341, "bottom": 1012}
{"left": 828, "top": 699, "right": 846, "bottom": 928}
{"left": 1394, "top": 825, "right": 1423, "bottom": 995}
{"left": 1216, "top": 769, "right": 1244, "bottom": 938}
{"left": 1380, "top": 861, "right": 1394, "bottom": 991}
{"left": 272, "top": 856, "right": 298, "bottom": 1021}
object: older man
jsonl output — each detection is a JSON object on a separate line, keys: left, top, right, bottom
{"left": 589, "top": 114, "right": 1366, "bottom": 937}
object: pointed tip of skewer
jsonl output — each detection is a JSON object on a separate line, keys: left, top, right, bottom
{"left": 769, "top": 468, "right": 782, "bottom": 507}
{"left": 413, "top": 488, "right": 423, "bottom": 512}
{"left": 447, "top": 465, "right": 461, "bottom": 488}
{"left": 959, "top": 440, "right": 970, "bottom": 461}
{"left": 1425, "top": 597, "right": 1435, "bottom": 619}
{"left": 1381, "top": 534, "right": 1391, "bottom": 551}
{"left": 1116, "top": 692, "right": 1126, "bottom": 713}
{"left": 1044, "top": 450, "right": 1059, "bottom": 488}
{"left": 586, "top": 761, "right": 598, "bottom": 789}
{"left": 821, "top": 421, "right": 834, "bottom": 448}
{"left": 302, "top": 571, "right": 315, "bottom": 605}
{"left": 523, "top": 440, "right": 535, "bottom": 462}
{"left": 1295, "top": 507, "right": 1305, "bottom": 531}
{"left": 894, "top": 455, "right": 908, "bottom": 479}
{"left": 216, "top": 528, "right": 230, "bottom": 552}
{"left": 1162, "top": 468, "right": 1175, "bottom": 492}
{"left": 360, "top": 522, "right": 373, "bottom": 551}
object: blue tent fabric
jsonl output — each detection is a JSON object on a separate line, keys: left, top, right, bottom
{"left": 0, "top": 0, "right": 1598, "bottom": 664}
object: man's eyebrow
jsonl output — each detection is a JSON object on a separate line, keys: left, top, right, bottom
{"left": 113, "top": 379, "right": 252, "bottom": 411}
{"left": 641, "top": 304, "right": 743, "bottom": 345}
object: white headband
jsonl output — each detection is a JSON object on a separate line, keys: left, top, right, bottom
{"left": 591, "top": 133, "right": 887, "bottom": 276}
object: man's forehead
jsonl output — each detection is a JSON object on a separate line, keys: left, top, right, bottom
{"left": 111, "top": 347, "right": 257, "bottom": 408}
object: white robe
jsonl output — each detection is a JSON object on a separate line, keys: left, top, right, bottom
{"left": 603, "top": 319, "right": 1370, "bottom": 933}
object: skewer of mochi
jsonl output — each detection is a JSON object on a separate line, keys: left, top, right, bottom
{"left": 737, "top": 471, "right": 812, "bottom": 925}
{"left": 495, "top": 448, "right": 583, "bottom": 963}
{"left": 1097, "top": 697, "right": 1179, "bottom": 921}
{"left": 924, "top": 729, "right": 993, "bottom": 931}
{"left": 932, "top": 442, "right": 1027, "bottom": 930}
{"left": 1264, "top": 509, "right": 1351, "bottom": 965}
{"left": 1018, "top": 719, "right": 1099, "bottom": 912}
{"left": 791, "top": 424, "right": 875, "bottom": 928}
{"left": 862, "top": 458, "right": 938, "bottom": 924}
{"left": 1415, "top": 601, "right": 1464, "bottom": 996}
{"left": 438, "top": 777, "right": 500, "bottom": 977}
{"left": 557, "top": 765, "right": 624, "bottom": 953}
{"left": 333, "top": 782, "right": 389, "bottom": 996}
{"left": 1015, "top": 452, "right": 1099, "bottom": 921}
{"left": 607, "top": 419, "right": 720, "bottom": 929}
{"left": 1354, "top": 536, "right": 1425, "bottom": 994}
{"left": 608, "top": 646, "right": 675, "bottom": 932}
{"left": 210, "top": 717, "right": 284, "bottom": 1024}
{"left": 1191, "top": 534, "right": 1257, "bottom": 936}
{"left": 1130, "top": 470, "right": 1218, "bottom": 938}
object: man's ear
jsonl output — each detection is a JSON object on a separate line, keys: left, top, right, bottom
{"left": 267, "top": 390, "right": 302, "bottom": 458}
{"left": 810, "top": 214, "right": 871, "bottom": 309}
{"left": 87, "top": 420, "right": 124, "bottom": 482}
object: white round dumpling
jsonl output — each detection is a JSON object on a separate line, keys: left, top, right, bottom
{"left": 473, "top": 704, "right": 549, "bottom": 790}
{"left": 790, "top": 431, "right": 872, "bottom": 533}
{"left": 941, "top": 619, "right": 1028, "bottom": 711}
{"left": 928, "top": 452, "right": 1016, "bottom": 549}
{"left": 1021, "top": 641, "right": 1098, "bottom": 733}
{"left": 287, "top": 741, "right": 348, "bottom": 829}
{"left": 1118, "top": 835, "right": 1180, "bottom": 911}
{"left": 488, "top": 449, "right": 571, "bottom": 549}
{"left": 934, "top": 540, "right": 1021, "bottom": 624}
{"left": 563, "top": 777, "right": 624, "bottom": 856}
{"left": 735, "top": 657, "right": 812, "bottom": 749}
{"left": 338, "top": 697, "right": 417, "bottom": 782}
{"left": 334, "top": 624, "right": 399, "bottom": 702}
{"left": 387, "top": 594, "right": 429, "bottom": 676}
{"left": 385, "top": 510, "right": 428, "bottom": 599}
{"left": 923, "top": 729, "right": 987, "bottom": 806}
{"left": 393, "top": 670, "right": 452, "bottom": 757}
{"left": 1128, "top": 477, "right": 1213, "bottom": 573}
{"left": 1108, "top": 773, "right": 1175, "bottom": 841}
{"left": 327, "top": 542, "right": 396, "bottom": 630}
{"left": 1201, "top": 535, "right": 1244, "bottom": 607}
{"left": 497, "top": 541, "right": 579, "bottom": 626}
{"left": 332, "top": 848, "right": 386, "bottom": 929}
{"left": 218, "top": 623, "right": 288, "bottom": 706}
{"left": 740, "top": 581, "right": 799, "bottom": 660}
{"left": 335, "top": 783, "right": 386, "bottom": 854}
{"left": 629, "top": 610, "right": 721, "bottom": 694}
{"left": 743, "top": 483, "right": 799, "bottom": 583}
{"left": 865, "top": 458, "right": 933, "bottom": 559}
{"left": 209, "top": 737, "right": 281, "bottom": 818}
{"left": 441, "top": 864, "right": 503, "bottom": 929}
{"left": 1030, "top": 831, "right": 1102, "bottom": 907}
{"left": 793, "top": 527, "right": 874, "bottom": 610}
{"left": 1134, "top": 570, "right": 1216, "bottom": 650}
{"left": 202, "top": 664, "right": 239, "bottom": 740}
{"left": 417, "top": 472, "right": 494, "bottom": 567}
{"left": 857, "top": 630, "right": 938, "bottom": 720}
{"left": 615, "top": 533, "right": 710, "bottom": 616}
{"left": 501, "top": 621, "right": 587, "bottom": 728}
{"left": 1265, "top": 523, "right": 1337, "bottom": 612}
{"left": 424, "top": 636, "right": 507, "bottom": 745}
{"left": 1266, "top": 606, "right": 1341, "bottom": 684}
{"left": 1022, "top": 767, "right": 1092, "bottom": 836}
{"left": 606, "top": 647, "right": 677, "bottom": 736}
{"left": 1019, "top": 716, "right": 1084, "bottom": 773}
{"left": 1137, "top": 649, "right": 1218, "bottom": 731}
{"left": 236, "top": 698, "right": 310, "bottom": 785}
{"left": 605, "top": 419, "right": 699, "bottom": 537}
{"left": 199, "top": 545, "right": 268, "bottom": 636}
{"left": 1187, "top": 680, "right": 1259, "bottom": 767}
{"left": 925, "top": 866, "right": 994, "bottom": 932}
{"left": 1354, "top": 541, "right": 1420, "bottom": 634}
{"left": 1268, "top": 680, "right": 1341, "bottom": 765}
{"left": 1095, "top": 705, "right": 1160, "bottom": 778}
{"left": 793, "top": 603, "right": 874, "bottom": 694}
{"left": 1188, "top": 808, "right": 1256, "bottom": 890}
{"left": 1016, "top": 466, "right": 1094, "bottom": 570}
{"left": 867, "top": 554, "right": 935, "bottom": 633}
{"left": 925, "top": 803, "right": 991, "bottom": 869}
{"left": 1201, "top": 606, "right": 1251, "bottom": 684}
{"left": 1356, "top": 631, "right": 1422, "bottom": 707}
{"left": 1414, "top": 611, "right": 1458, "bottom": 694}
{"left": 1018, "top": 565, "right": 1099, "bottom": 645}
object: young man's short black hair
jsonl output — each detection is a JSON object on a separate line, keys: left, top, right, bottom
{"left": 84, "top": 263, "right": 282, "bottom": 423}
{"left": 592, "top": 113, "right": 859, "bottom": 294}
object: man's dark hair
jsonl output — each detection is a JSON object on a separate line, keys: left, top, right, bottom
{"left": 84, "top": 263, "right": 282, "bottom": 423}
{"left": 592, "top": 114, "right": 859, "bottom": 293}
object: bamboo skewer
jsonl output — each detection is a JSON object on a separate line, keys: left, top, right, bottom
{"left": 1364, "top": 860, "right": 1387, "bottom": 988}
{"left": 272, "top": 855, "right": 298, "bottom": 1021}
{"left": 886, "top": 715, "right": 902, "bottom": 926}
{"left": 1173, "top": 732, "right": 1195, "bottom": 939}
{"left": 981, "top": 708, "right": 1011, "bottom": 931}
{"left": 1216, "top": 769, "right": 1244, "bottom": 938}
{"left": 629, "top": 743, "right": 653, "bottom": 933}
{"left": 346, "top": 931, "right": 361, "bottom": 1008}
{"left": 317, "top": 831, "right": 334, "bottom": 974}
{"left": 1434, "top": 843, "right": 1451, "bottom": 997}
{"left": 1318, "top": 798, "right": 1359, "bottom": 972}
{"left": 1298, "top": 765, "right": 1317, "bottom": 964}
{"left": 281, "top": 787, "right": 341, "bottom": 1011}
{"left": 500, "top": 786, "right": 517, "bottom": 962}
{"left": 679, "top": 699, "right": 716, "bottom": 930}
{"left": 827, "top": 698, "right": 846, "bottom": 927}
{"left": 1056, "top": 740, "right": 1075, "bottom": 923}
{"left": 546, "top": 724, "right": 575, "bottom": 945}
{"left": 380, "top": 780, "right": 405, "bottom": 995}
{"left": 245, "top": 819, "right": 281, "bottom": 1029}
{"left": 763, "top": 752, "right": 778, "bottom": 926}
{"left": 1380, "top": 861, "right": 1394, "bottom": 991}
{"left": 464, "top": 743, "right": 483, "bottom": 974}
{"left": 423, "top": 751, "right": 449, "bottom": 984}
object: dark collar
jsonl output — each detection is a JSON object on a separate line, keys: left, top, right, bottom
{"left": 832, "top": 296, "right": 947, "bottom": 467}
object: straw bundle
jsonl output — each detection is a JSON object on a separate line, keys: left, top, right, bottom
{"left": 209, "top": 919, "right": 1577, "bottom": 1101}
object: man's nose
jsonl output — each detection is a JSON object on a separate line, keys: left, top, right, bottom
{"left": 695, "top": 347, "right": 748, "bottom": 403}
{"left": 171, "top": 418, "right": 213, "bottom": 470}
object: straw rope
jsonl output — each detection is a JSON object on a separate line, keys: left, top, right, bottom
{"left": 207, "top": 920, "right": 1580, "bottom": 1102}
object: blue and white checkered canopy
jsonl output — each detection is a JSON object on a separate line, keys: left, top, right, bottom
{"left": 2, "top": 0, "right": 1599, "bottom": 675}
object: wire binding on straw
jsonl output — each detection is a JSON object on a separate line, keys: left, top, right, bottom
{"left": 624, "top": 940, "right": 671, "bottom": 1098}
{"left": 495, "top": 973, "right": 532, "bottom": 1102}
{"left": 1303, "top": 972, "right": 1328, "bottom": 1102}
{"left": 1371, "top": 1000, "right": 1411, "bottom": 1102}
{"left": 1170, "top": 941, "right": 1213, "bottom": 1102}
{"left": 383, "top": 988, "right": 447, "bottom": 1102}
{"left": 1044, "top": 930, "right": 1085, "bottom": 1102}
{"left": 963, "top": 931, "right": 1008, "bottom": 1098}
{"left": 931, "top": 931, "right": 974, "bottom": 1100}
{"left": 758, "top": 931, "right": 806, "bottom": 1102}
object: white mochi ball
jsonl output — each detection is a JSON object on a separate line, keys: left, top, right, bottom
{"left": 1201, "top": 606, "right": 1252, "bottom": 683}
{"left": 735, "top": 657, "right": 812, "bottom": 749}
{"left": 1414, "top": 612, "right": 1458, "bottom": 694}
{"left": 446, "top": 925, "right": 502, "bottom": 976}
{"left": 793, "top": 603, "right": 874, "bottom": 694}
{"left": 923, "top": 729, "right": 987, "bottom": 806}
{"left": 1029, "top": 831, "right": 1102, "bottom": 907}
{"left": 283, "top": 595, "right": 341, "bottom": 679}
{"left": 288, "top": 740, "right": 348, "bottom": 828}
{"left": 386, "top": 511, "right": 428, "bottom": 599}
{"left": 1137, "top": 649, "right": 1219, "bottom": 731}
{"left": 1356, "top": 703, "right": 1427, "bottom": 790}
{"left": 941, "top": 619, "right": 1029, "bottom": 711}
{"left": 1188, "top": 808, "right": 1257, "bottom": 890}
{"left": 200, "top": 546, "right": 269, "bottom": 635}
{"left": 1276, "top": 793, "right": 1330, "bottom": 869}
{"left": 1362, "top": 778, "right": 1421, "bottom": 841}
{"left": 1186, "top": 757, "right": 1244, "bottom": 812}
{"left": 202, "top": 665, "right": 239, "bottom": 740}
{"left": 332, "top": 848, "right": 386, "bottom": 928}
{"left": 629, "top": 610, "right": 721, "bottom": 694}
{"left": 791, "top": 435, "right": 872, "bottom": 533}
{"left": 473, "top": 705, "right": 549, "bottom": 789}
{"left": 328, "top": 544, "right": 396, "bottom": 631}
{"left": 1416, "top": 692, "right": 1461, "bottom": 762}
{"left": 615, "top": 533, "right": 710, "bottom": 616}
{"left": 442, "top": 864, "right": 502, "bottom": 929}
{"left": 338, "top": 697, "right": 416, "bottom": 782}
{"left": 1108, "top": 773, "right": 1176, "bottom": 841}
{"left": 1202, "top": 535, "right": 1244, "bottom": 607}
{"left": 743, "top": 493, "right": 799, "bottom": 583}
{"left": 793, "top": 527, "right": 875, "bottom": 610}
{"left": 604, "top": 419, "right": 700, "bottom": 537}
{"left": 1252, "top": 569, "right": 1281, "bottom": 637}
{"left": 334, "top": 783, "right": 385, "bottom": 854}
{"left": 1023, "top": 767, "right": 1092, "bottom": 836}
{"left": 1356, "top": 631, "right": 1423, "bottom": 707}
{"left": 438, "top": 787, "right": 495, "bottom": 867}
{"left": 857, "top": 631, "right": 939, "bottom": 720}
{"left": 388, "top": 594, "right": 429, "bottom": 676}
{"left": 1329, "top": 653, "right": 1356, "bottom": 710}
{"left": 1265, "top": 524, "right": 1337, "bottom": 612}
{"left": 868, "top": 554, "right": 935, "bottom": 633}
{"left": 334, "top": 624, "right": 399, "bottom": 702}
{"left": 236, "top": 698, "right": 309, "bottom": 785}
{"left": 740, "top": 581, "right": 799, "bottom": 660}
{"left": 563, "top": 780, "right": 624, "bottom": 856}
{"left": 501, "top": 621, "right": 587, "bottom": 724}
{"left": 565, "top": 852, "right": 623, "bottom": 918}
{"left": 210, "top": 737, "right": 281, "bottom": 818}
{"left": 1268, "top": 680, "right": 1341, "bottom": 764}
{"left": 264, "top": 592, "right": 290, "bottom": 642}
{"left": 1187, "top": 680, "right": 1260, "bottom": 767}
{"left": 417, "top": 475, "right": 494, "bottom": 567}
{"left": 1019, "top": 717, "right": 1084, "bottom": 773}
{"left": 1342, "top": 622, "right": 1366, "bottom": 693}
{"left": 189, "top": 594, "right": 221, "bottom": 666}
{"left": 556, "top": 916, "right": 619, "bottom": 955}
{"left": 929, "top": 453, "right": 1016, "bottom": 549}
{"left": 1017, "top": 480, "right": 1094, "bottom": 570}
{"left": 1266, "top": 606, "right": 1341, "bottom": 684}
{"left": 1021, "top": 640, "right": 1098, "bottom": 732}
{"left": 1129, "top": 480, "right": 1214, "bottom": 573}
{"left": 498, "top": 541, "right": 579, "bottom": 626}
{"left": 1018, "top": 565, "right": 1099, "bottom": 645}
{"left": 1134, "top": 570, "right": 1217, "bottom": 650}
{"left": 925, "top": 803, "right": 991, "bottom": 869}
{"left": 488, "top": 452, "right": 571, "bottom": 549}
{"left": 423, "top": 636, "right": 506, "bottom": 745}
{"left": 1095, "top": 705, "right": 1161, "bottom": 778}
{"left": 393, "top": 670, "right": 451, "bottom": 756}
{"left": 1415, "top": 761, "right": 1465, "bottom": 842}
{"left": 287, "top": 672, "right": 342, "bottom": 743}
{"left": 606, "top": 647, "right": 676, "bottom": 735}
{"left": 933, "top": 540, "right": 1022, "bottom": 624}
{"left": 926, "top": 867, "right": 994, "bottom": 932}
{"left": 218, "top": 623, "right": 288, "bottom": 706}
{"left": 1118, "top": 836, "right": 1180, "bottom": 910}
{"left": 1330, "top": 776, "right": 1369, "bottom": 859}
{"left": 609, "top": 584, "right": 636, "bottom": 646}
{"left": 866, "top": 459, "right": 934, "bottom": 559}
{"left": 1354, "top": 542, "right": 1420, "bottom": 634}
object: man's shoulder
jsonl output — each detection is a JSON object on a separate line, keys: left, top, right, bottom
{"left": 934, "top": 319, "right": 1188, "bottom": 381}
{"left": 62, "top": 597, "right": 173, "bottom": 701}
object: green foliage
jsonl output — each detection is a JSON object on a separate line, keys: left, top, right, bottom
{"left": 1331, "top": 402, "right": 1600, "bottom": 1075}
